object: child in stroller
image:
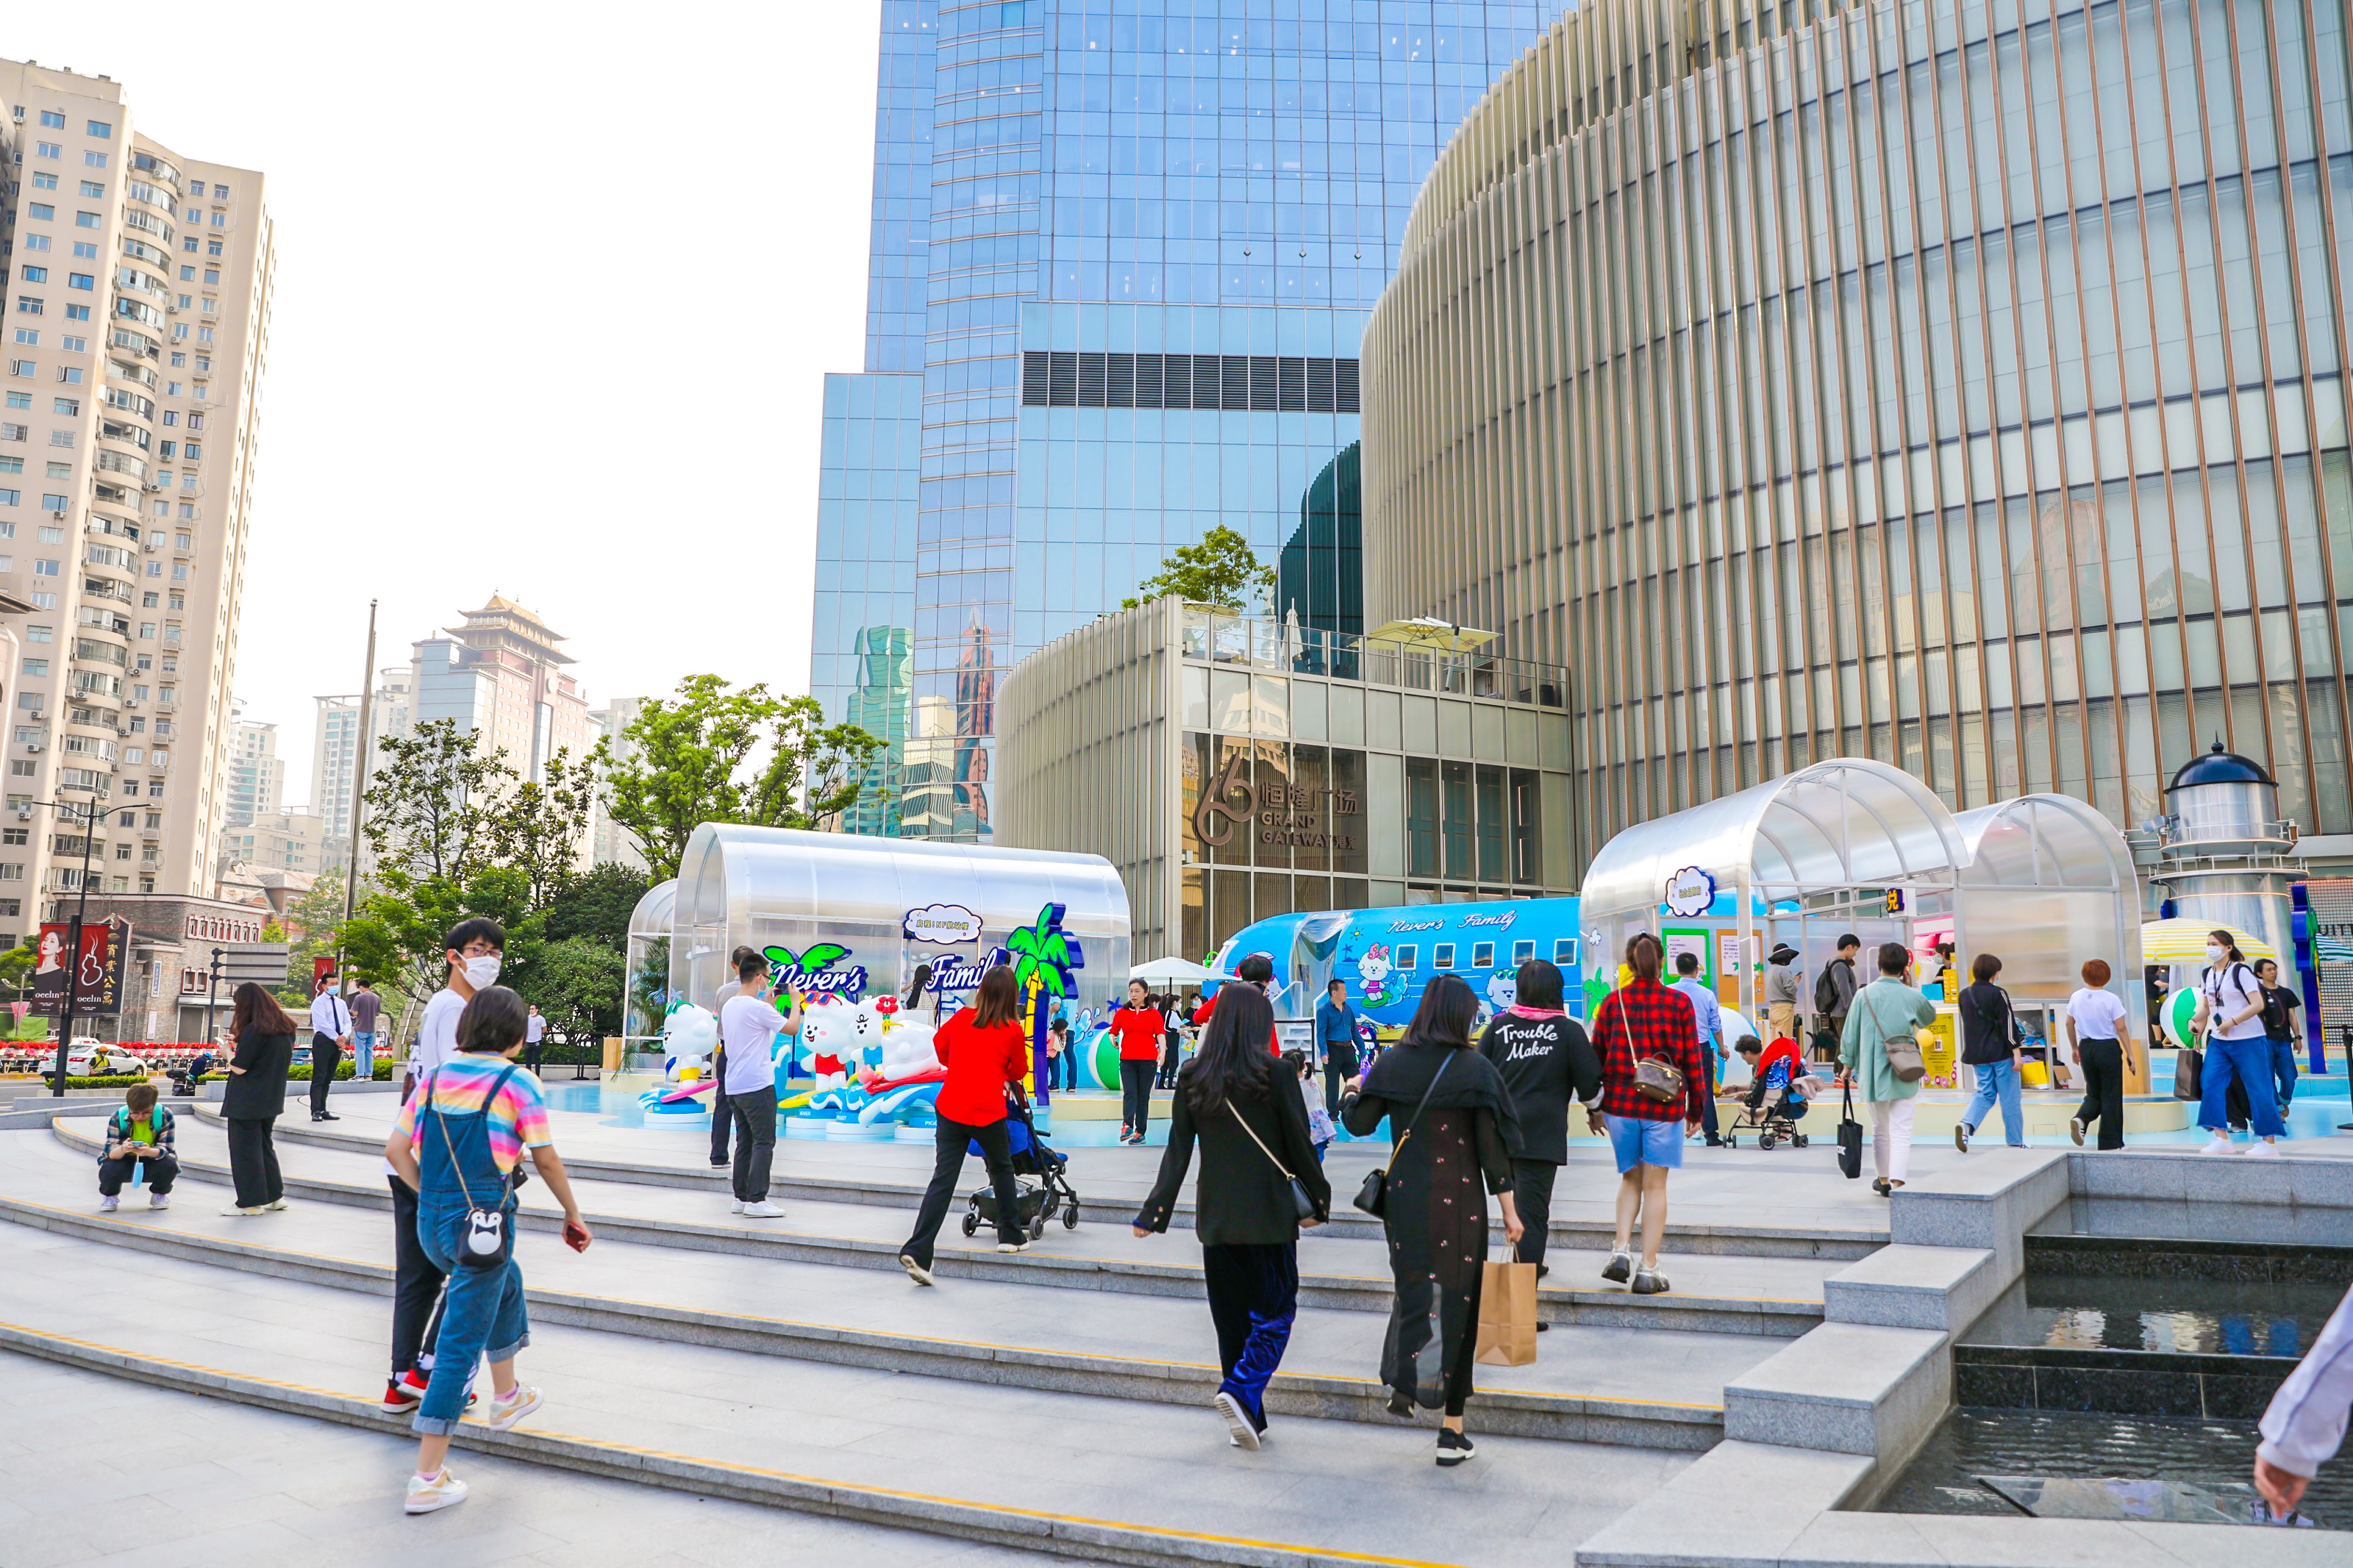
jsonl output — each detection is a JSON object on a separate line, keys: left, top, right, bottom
{"left": 1723, "top": 1035, "right": 1813, "bottom": 1150}
{"left": 962, "top": 1096, "right": 1082, "bottom": 1242}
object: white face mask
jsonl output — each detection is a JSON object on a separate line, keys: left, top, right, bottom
{"left": 463, "top": 953, "right": 503, "bottom": 989}
{"left": 2207, "top": 945, "right": 2227, "bottom": 963}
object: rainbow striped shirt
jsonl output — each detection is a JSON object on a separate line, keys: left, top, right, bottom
{"left": 393, "top": 1053, "right": 551, "bottom": 1176}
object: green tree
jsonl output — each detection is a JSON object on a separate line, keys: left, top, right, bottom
{"left": 594, "top": 675, "right": 888, "bottom": 881}
{"left": 488, "top": 750, "right": 598, "bottom": 911}
{"left": 529, "top": 934, "right": 628, "bottom": 1049}
{"left": 282, "top": 870, "right": 347, "bottom": 994}
{"left": 1120, "top": 525, "right": 1277, "bottom": 614}
{"left": 540, "top": 862, "right": 649, "bottom": 951}
{"left": 361, "top": 720, "right": 507, "bottom": 884}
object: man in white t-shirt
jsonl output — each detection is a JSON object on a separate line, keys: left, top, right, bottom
{"left": 2193, "top": 932, "right": 2285, "bottom": 1155}
{"left": 523, "top": 1005, "right": 546, "bottom": 1073}
{"left": 2062, "top": 959, "right": 2134, "bottom": 1150}
{"left": 718, "top": 949, "right": 800, "bottom": 1220}
{"left": 384, "top": 916, "right": 507, "bottom": 1414}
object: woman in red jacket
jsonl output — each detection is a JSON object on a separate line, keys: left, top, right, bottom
{"left": 899, "top": 967, "right": 1032, "bottom": 1284}
{"left": 1111, "top": 978, "right": 1166, "bottom": 1144}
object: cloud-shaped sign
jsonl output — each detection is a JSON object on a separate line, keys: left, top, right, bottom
{"left": 903, "top": 903, "right": 986, "bottom": 945}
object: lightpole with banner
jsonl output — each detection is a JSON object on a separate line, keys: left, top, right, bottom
{"left": 38, "top": 793, "right": 107, "bottom": 1097}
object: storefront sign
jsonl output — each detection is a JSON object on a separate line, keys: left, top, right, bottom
{"left": 1252, "top": 778, "right": 1360, "bottom": 852}
{"left": 902, "top": 903, "right": 985, "bottom": 945}
{"left": 1663, "top": 866, "right": 1716, "bottom": 917}
{"left": 1193, "top": 751, "right": 1256, "bottom": 847}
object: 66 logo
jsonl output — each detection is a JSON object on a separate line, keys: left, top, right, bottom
{"left": 1192, "top": 751, "right": 1256, "bottom": 848}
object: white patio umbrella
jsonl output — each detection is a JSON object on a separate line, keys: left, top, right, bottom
{"left": 1129, "top": 956, "right": 1215, "bottom": 985}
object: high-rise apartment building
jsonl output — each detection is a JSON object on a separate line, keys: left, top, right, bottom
{"left": 218, "top": 804, "right": 322, "bottom": 876}
{"left": 0, "top": 61, "right": 274, "bottom": 942}
{"left": 587, "top": 695, "right": 647, "bottom": 870}
{"left": 313, "top": 662, "right": 411, "bottom": 845}
{"left": 809, "top": 2, "right": 1562, "bottom": 842}
{"left": 221, "top": 708, "right": 280, "bottom": 829}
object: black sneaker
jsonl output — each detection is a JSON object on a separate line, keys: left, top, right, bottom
{"left": 1435, "top": 1429, "right": 1476, "bottom": 1467}
{"left": 1385, "top": 1389, "right": 1415, "bottom": 1420}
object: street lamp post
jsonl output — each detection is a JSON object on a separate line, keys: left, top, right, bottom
{"left": 43, "top": 795, "right": 104, "bottom": 1098}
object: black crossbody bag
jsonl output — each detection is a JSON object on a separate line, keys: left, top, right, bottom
{"left": 1352, "top": 1054, "right": 1454, "bottom": 1217}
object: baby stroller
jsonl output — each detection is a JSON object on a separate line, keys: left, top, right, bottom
{"left": 961, "top": 1094, "right": 1082, "bottom": 1242}
{"left": 1722, "top": 1073, "right": 1813, "bottom": 1151}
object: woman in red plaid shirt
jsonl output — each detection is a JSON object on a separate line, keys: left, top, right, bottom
{"left": 1588, "top": 933, "right": 1706, "bottom": 1295}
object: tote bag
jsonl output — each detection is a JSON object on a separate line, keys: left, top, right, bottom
{"left": 1836, "top": 1081, "right": 1864, "bottom": 1179}
{"left": 1474, "top": 1245, "right": 1540, "bottom": 1367}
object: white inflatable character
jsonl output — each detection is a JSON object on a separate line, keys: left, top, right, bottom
{"left": 870, "top": 1000, "right": 941, "bottom": 1084}
{"left": 1355, "top": 945, "right": 1399, "bottom": 1006}
{"left": 799, "top": 995, "right": 887, "bottom": 1094}
{"left": 661, "top": 1002, "right": 718, "bottom": 1083}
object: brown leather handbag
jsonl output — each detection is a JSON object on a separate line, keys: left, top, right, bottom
{"left": 1634, "top": 1054, "right": 1685, "bottom": 1103}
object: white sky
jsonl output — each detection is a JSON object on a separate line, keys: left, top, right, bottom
{"left": 10, "top": 2, "right": 883, "bottom": 803}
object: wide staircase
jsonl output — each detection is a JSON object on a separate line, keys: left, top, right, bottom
{"left": 0, "top": 1101, "right": 1879, "bottom": 1567}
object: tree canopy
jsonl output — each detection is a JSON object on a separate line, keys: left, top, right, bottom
{"left": 593, "top": 675, "right": 887, "bottom": 881}
{"left": 1121, "top": 525, "right": 1277, "bottom": 615}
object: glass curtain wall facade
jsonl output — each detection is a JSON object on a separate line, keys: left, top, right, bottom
{"left": 813, "top": 1, "right": 1563, "bottom": 841}
{"left": 1363, "top": 0, "right": 2353, "bottom": 878}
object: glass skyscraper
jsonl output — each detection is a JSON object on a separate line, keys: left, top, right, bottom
{"left": 812, "top": 1, "right": 1562, "bottom": 839}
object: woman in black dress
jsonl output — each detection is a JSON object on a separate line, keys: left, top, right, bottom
{"left": 219, "top": 982, "right": 298, "bottom": 1216}
{"left": 1340, "top": 973, "right": 1523, "bottom": 1467}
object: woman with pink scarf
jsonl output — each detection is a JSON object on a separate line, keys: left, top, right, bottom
{"left": 1476, "top": 959, "right": 1603, "bottom": 1288}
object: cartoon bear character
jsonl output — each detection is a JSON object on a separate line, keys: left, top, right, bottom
{"left": 797, "top": 995, "right": 885, "bottom": 1092}
{"left": 660, "top": 1002, "right": 718, "bottom": 1082}
{"left": 1485, "top": 969, "right": 1518, "bottom": 1014}
{"left": 1356, "top": 944, "right": 1399, "bottom": 1007}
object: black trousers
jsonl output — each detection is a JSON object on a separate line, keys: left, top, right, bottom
{"left": 224, "top": 1117, "right": 282, "bottom": 1208}
{"left": 1202, "top": 1241, "right": 1299, "bottom": 1431}
{"left": 731, "top": 1092, "right": 776, "bottom": 1203}
{"left": 1509, "top": 1158, "right": 1557, "bottom": 1270}
{"left": 708, "top": 1048, "right": 733, "bottom": 1164}
{"left": 388, "top": 1175, "right": 447, "bottom": 1378}
{"left": 2075, "top": 1037, "right": 2127, "bottom": 1150}
{"left": 901, "top": 1114, "right": 1022, "bottom": 1269}
{"left": 97, "top": 1152, "right": 177, "bottom": 1196}
{"left": 1698, "top": 1048, "right": 1720, "bottom": 1140}
{"left": 1323, "top": 1064, "right": 1350, "bottom": 1121}
{"left": 1120, "top": 1060, "right": 1155, "bottom": 1136}
{"left": 309, "top": 1036, "right": 341, "bottom": 1117}
{"left": 1157, "top": 1037, "right": 1181, "bottom": 1089}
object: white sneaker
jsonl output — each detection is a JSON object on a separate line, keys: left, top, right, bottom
{"left": 740, "top": 1200, "right": 785, "bottom": 1219}
{"left": 149, "top": 1192, "right": 170, "bottom": 1210}
{"left": 99, "top": 1194, "right": 118, "bottom": 1212}
{"left": 2246, "top": 1140, "right": 2284, "bottom": 1160}
{"left": 404, "top": 1467, "right": 468, "bottom": 1514}
{"left": 486, "top": 1383, "right": 542, "bottom": 1431}
{"left": 899, "top": 1253, "right": 935, "bottom": 1286}
{"left": 729, "top": 1198, "right": 744, "bottom": 1214}
{"left": 2199, "top": 1134, "right": 2236, "bottom": 1156}
{"left": 996, "top": 1239, "right": 1029, "bottom": 1254}
{"left": 264, "top": 1198, "right": 289, "bottom": 1211}
{"left": 221, "top": 1203, "right": 265, "bottom": 1217}
{"left": 1213, "top": 1391, "right": 1261, "bottom": 1451}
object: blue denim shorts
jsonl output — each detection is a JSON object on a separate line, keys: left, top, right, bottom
{"left": 1604, "top": 1113, "right": 1685, "bottom": 1173}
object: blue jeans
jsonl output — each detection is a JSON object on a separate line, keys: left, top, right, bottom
{"left": 1960, "top": 1061, "right": 2026, "bottom": 1147}
{"left": 410, "top": 1192, "right": 530, "bottom": 1435}
{"left": 2200, "top": 1034, "right": 2285, "bottom": 1137}
{"left": 2271, "top": 1038, "right": 2299, "bottom": 1108}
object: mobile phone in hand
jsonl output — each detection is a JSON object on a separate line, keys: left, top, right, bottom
{"left": 563, "top": 1219, "right": 590, "bottom": 1252}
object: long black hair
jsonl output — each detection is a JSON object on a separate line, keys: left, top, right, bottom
{"left": 1513, "top": 958, "right": 1564, "bottom": 1010}
{"left": 1185, "top": 983, "right": 1277, "bottom": 1112}
{"left": 1400, "top": 973, "right": 1479, "bottom": 1050}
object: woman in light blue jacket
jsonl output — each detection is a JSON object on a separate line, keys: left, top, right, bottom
{"left": 1839, "top": 942, "right": 1935, "bottom": 1196}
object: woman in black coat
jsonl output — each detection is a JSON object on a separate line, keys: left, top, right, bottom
{"left": 218, "top": 982, "right": 297, "bottom": 1216}
{"left": 1341, "top": 973, "right": 1523, "bottom": 1467}
{"left": 1134, "top": 985, "right": 1330, "bottom": 1453}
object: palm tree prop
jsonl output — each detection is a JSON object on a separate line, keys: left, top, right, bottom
{"left": 1003, "top": 903, "right": 1083, "bottom": 1106}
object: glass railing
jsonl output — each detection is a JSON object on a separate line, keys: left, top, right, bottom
{"left": 1177, "top": 607, "right": 1568, "bottom": 707}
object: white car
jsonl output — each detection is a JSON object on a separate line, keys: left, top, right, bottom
{"left": 64, "top": 1039, "right": 151, "bottom": 1076}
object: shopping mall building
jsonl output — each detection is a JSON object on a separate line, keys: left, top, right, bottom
{"left": 1360, "top": 0, "right": 2353, "bottom": 884}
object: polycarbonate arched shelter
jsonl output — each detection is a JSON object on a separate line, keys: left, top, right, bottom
{"left": 1953, "top": 793, "right": 2149, "bottom": 1088}
{"left": 669, "top": 823, "right": 1132, "bottom": 1025}
{"left": 624, "top": 878, "right": 676, "bottom": 1053}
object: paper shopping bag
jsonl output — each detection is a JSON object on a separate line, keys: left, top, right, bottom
{"left": 1475, "top": 1254, "right": 1540, "bottom": 1367}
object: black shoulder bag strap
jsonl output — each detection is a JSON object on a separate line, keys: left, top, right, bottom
{"left": 1351, "top": 1053, "right": 1455, "bottom": 1217}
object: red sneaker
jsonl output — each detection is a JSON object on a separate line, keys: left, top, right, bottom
{"left": 397, "top": 1367, "right": 477, "bottom": 1408}
{"left": 382, "top": 1378, "right": 419, "bottom": 1412}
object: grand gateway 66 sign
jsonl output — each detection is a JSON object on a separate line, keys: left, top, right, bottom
{"left": 1193, "top": 751, "right": 1360, "bottom": 853}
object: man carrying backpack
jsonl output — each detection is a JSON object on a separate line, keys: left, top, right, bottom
{"left": 1813, "top": 934, "right": 1861, "bottom": 1064}
{"left": 2253, "top": 958, "right": 2304, "bottom": 1111}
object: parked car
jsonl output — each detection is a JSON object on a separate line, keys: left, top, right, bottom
{"left": 64, "top": 1039, "right": 151, "bottom": 1076}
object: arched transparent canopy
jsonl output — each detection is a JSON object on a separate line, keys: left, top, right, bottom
{"left": 1580, "top": 757, "right": 1969, "bottom": 928}
{"left": 1953, "top": 794, "right": 2145, "bottom": 1027}
{"left": 669, "top": 824, "right": 1131, "bottom": 1018}
{"left": 623, "top": 878, "right": 676, "bottom": 1048}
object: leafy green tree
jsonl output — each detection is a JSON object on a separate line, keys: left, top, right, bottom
{"left": 283, "top": 870, "right": 347, "bottom": 993}
{"left": 594, "top": 675, "right": 888, "bottom": 880}
{"left": 362, "top": 720, "right": 507, "bottom": 884}
{"left": 529, "top": 934, "right": 628, "bottom": 1049}
{"left": 488, "top": 750, "right": 597, "bottom": 911}
{"left": 340, "top": 864, "right": 538, "bottom": 1009}
{"left": 1121, "top": 525, "right": 1277, "bottom": 614}
{"left": 540, "top": 862, "right": 649, "bottom": 951}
